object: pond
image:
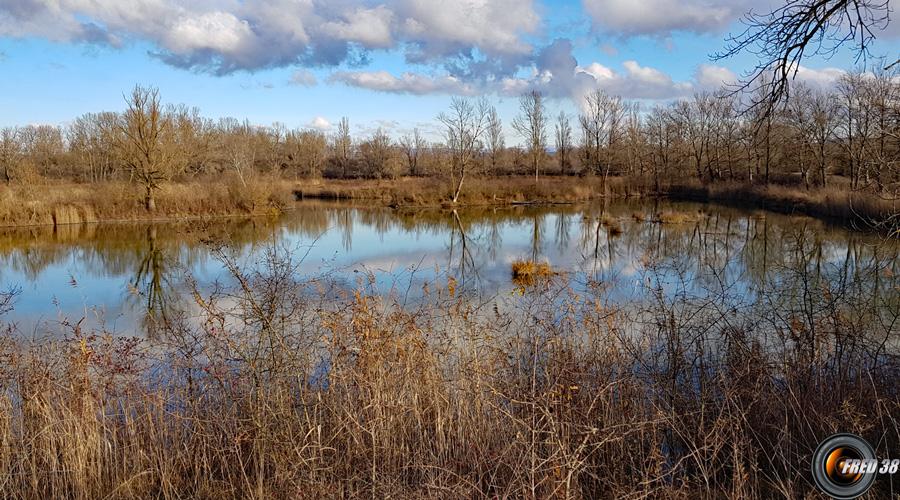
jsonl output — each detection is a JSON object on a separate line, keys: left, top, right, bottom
{"left": 0, "top": 199, "right": 897, "bottom": 337}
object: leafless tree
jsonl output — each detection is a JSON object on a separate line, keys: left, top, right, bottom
{"left": 399, "top": 128, "right": 425, "bottom": 176}
{"left": 486, "top": 106, "right": 505, "bottom": 174}
{"left": 716, "top": 0, "right": 891, "bottom": 112}
{"left": 512, "top": 90, "right": 548, "bottom": 183}
{"left": 116, "top": 85, "right": 179, "bottom": 211}
{"left": 672, "top": 93, "right": 716, "bottom": 181}
{"left": 360, "top": 128, "right": 401, "bottom": 179}
{"left": 333, "top": 117, "right": 353, "bottom": 178}
{"left": 0, "top": 127, "right": 21, "bottom": 183}
{"left": 437, "top": 97, "right": 490, "bottom": 203}
{"left": 219, "top": 118, "right": 258, "bottom": 186}
{"left": 646, "top": 105, "right": 673, "bottom": 192}
{"left": 69, "top": 113, "right": 119, "bottom": 182}
{"left": 579, "top": 89, "right": 622, "bottom": 182}
{"left": 554, "top": 111, "right": 573, "bottom": 174}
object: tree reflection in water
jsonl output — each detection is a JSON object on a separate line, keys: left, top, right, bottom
{"left": 128, "top": 226, "right": 182, "bottom": 338}
{"left": 0, "top": 200, "right": 894, "bottom": 339}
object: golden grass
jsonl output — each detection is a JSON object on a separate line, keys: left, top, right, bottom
{"left": 0, "top": 245, "right": 896, "bottom": 498}
{"left": 600, "top": 214, "right": 623, "bottom": 236}
{"left": 511, "top": 259, "right": 555, "bottom": 286}
{"left": 295, "top": 175, "right": 650, "bottom": 207}
{"left": 664, "top": 181, "right": 899, "bottom": 233}
{"left": 655, "top": 210, "right": 699, "bottom": 224}
{"left": 0, "top": 175, "right": 294, "bottom": 227}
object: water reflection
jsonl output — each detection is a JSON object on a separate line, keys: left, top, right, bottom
{"left": 0, "top": 200, "right": 895, "bottom": 337}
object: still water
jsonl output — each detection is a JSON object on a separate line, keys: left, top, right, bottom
{"left": 0, "top": 200, "right": 896, "bottom": 336}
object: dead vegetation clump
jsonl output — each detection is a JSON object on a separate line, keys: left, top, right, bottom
{"left": 511, "top": 259, "right": 556, "bottom": 287}
{"left": 600, "top": 214, "right": 623, "bottom": 236}
{"left": 655, "top": 210, "right": 700, "bottom": 224}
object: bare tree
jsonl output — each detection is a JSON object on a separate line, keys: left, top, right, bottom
{"left": 219, "top": 118, "right": 258, "bottom": 186}
{"left": 512, "top": 90, "right": 547, "bottom": 182}
{"left": 399, "top": 128, "right": 425, "bottom": 176}
{"left": 69, "top": 113, "right": 119, "bottom": 182}
{"left": 672, "top": 93, "right": 717, "bottom": 181}
{"left": 622, "top": 102, "right": 646, "bottom": 177}
{"left": 716, "top": 0, "right": 891, "bottom": 112}
{"left": 486, "top": 106, "right": 505, "bottom": 174}
{"left": 333, "top": 117, "right": 352, "bottom": 178}
{"left": 786, "top": 85, "right": 814, "bottom": 187}
{"left": 359, "top": 128, "right": 399, "bottom": 178}
{"left": 0, "top": 127, "right": 21, "bottom": 184}
{"left": 646, "top": 105, "right": 674, "bottom": 192}
{"left": 116, "top": 85, "right": 179, "bottom": 211}
{"left": 554, "top": 111, "right": 573, "bottom": 174}
{"left": 437, "top": 97, "right": 490, "bottom": 203}
{"left": 809, "top": 88, "right": 840, "bottom": 187}
{"left": 285, "top": 129, "right": 328, "bottom": 178}
{"left": 837, "top": 70, "right": 871, "bottom": 189}
{"left": 579, "top": 89, "right": 622, "bottom": 181}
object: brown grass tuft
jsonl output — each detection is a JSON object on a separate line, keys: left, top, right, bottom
{"left": 600, "top": 214, "right": 623, "bottom": 236}
{"left": 656, "top": 210, "right": 697, "bottom": 224}
{"left": 511, "top": 259, "right": 555, "bottom": 286}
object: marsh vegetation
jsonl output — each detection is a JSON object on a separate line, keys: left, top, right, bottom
{"left": 0, "top": 200, "right": 896, "bottom": 497}
{"left": 0, "top": 200, "right": 900, "bottom": 498}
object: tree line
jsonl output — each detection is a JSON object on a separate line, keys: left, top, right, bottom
{"left": 0, "top": 69, "right": 898, "bottom": 209}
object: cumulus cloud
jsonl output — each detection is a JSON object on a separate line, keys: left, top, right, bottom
{"left": 793, "top": 65, "right": 847, "bottom": 89}
{"left": 329, "top": 38, "right": 738, "bottom": 103}
{"left": 330, "top": 70, "right": 475, "bottom": 95}
{"left": 694, "top": 64, "right": 738, "bottom": 89}
{"left": 307, "top": 116, "right": 332, "bottom": 131}
{"left": 0, "top": 0, "right": 539, "bottom": 77}
{"left": 320, "top": 6, "right": 395, "bottom": 49}
{"left": 289, "top": 69, "right": 318, "bottom": 87}
{"left": 499, "top": 39, "right": 694, "bottom": 102}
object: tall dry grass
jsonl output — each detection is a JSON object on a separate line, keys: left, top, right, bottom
{"left": 665, "top": 181, "right": 899, "bottom": 235}
{"left": 295, "top": 175, "right": 652, "bottom": 207}
{"left": 0, "top": 241, "right": 897, "bottom": 498}
{"left": 0, "top": 174, "right": 294, "bottom": 227}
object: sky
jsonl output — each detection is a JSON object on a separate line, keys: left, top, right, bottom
{"left": 0, "top": 0, "right": 898, "bottom": 141}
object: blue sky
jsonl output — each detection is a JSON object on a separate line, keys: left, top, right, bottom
{"left": 0, "top": 0, "right": 898, "bottom": 140}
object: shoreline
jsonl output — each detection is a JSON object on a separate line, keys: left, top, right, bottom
{"left": 0, "top": 176, "right": 896, "bottom": 235}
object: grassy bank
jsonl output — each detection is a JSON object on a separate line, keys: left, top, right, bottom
{"left": 664, "top": 181, "right": 899, "bottom": 235}
{"left": 297, "top": 176, "right": 898, "bottom": 234}
{"left": 294, "top": 175, "right": 651, "bottom": 206}
{"left": 0, "top": 244, "right": 896, "bottom": 498}
{"left": 0, "top": 176, "right": 294, "bottom": 228}
{"left": 1, "top": 175, "right": 896, "bottom": 234}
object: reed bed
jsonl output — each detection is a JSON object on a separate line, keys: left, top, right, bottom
{"left": 0, "top": 175, "right": 294, "bottom": 228}
{"left": 0, "top": 243, "right": 897, "bottom": 499}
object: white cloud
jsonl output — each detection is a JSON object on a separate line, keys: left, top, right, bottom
{"left": 0, "top": 0, "right": 539, "bottom": 76}
{"left": 508, "top": 40, "right": 694, "bottom": 101}
{"left": 320, "top": 6, "right": 395, "bottom": 49}
{"left": 330, "top": 70, "right": 475, "bottom": 95}
{"left": 289, "top": 69, "right": 318, "bottom": 87}
{"left": 794, "top": 65, "right": 846, "bottom": 89}
{"left": 330, "top": 39, "right": 717, "bottom": 102}
{"left": 164, "top": 11, "right": 253, "bottom": 55}
{"left": 307, "top": 116, "right": 332, "bottom": 131}
{"left": 694, "top": 64, "right": 738, "bottom": 89}
{"left": 578, "top": 62, "right": 615, "bottom": 81}
{"left": 582, "top": 0, "right": 749, "bottom": 37}
{"left": 398, "top": 0, "right": 539, "bottom": 61}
